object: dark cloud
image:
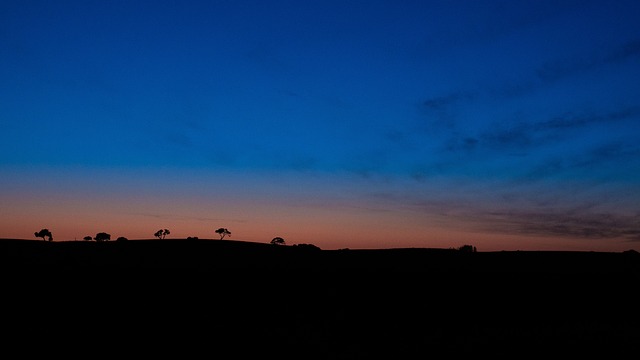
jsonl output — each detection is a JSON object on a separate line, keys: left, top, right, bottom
{"left": 405, "top": 104, "right": 640, "bottom": 188}
{"left": 621, "top": 230, "right": 640, "bottom": 242}
{"left": 165, "top": 132, "right": 193, "bottom": 148}
{"left": 377, "top": 187, "right": 640, "bottom": 242}
{"left": 520, "top": 141, "right": 640, "bottom": 181}
{"left": 520, "top": 158, "right": 565, "bottom": 180}
{"left": 486, "top": 40, "right": 640, "bottom": 101}
{"left": 444, "top": 136, "right": 479, "bottom": 152}
{"left": 401, "top": 196, "right": 640, "bottom": 242}
{"left": 489, "top": 81, "right": 538, "bottom": 101}
{"left": 412, "top": 0, "right": 584, "bottom": 60}
{"left": 420, "top": 92, "right": 476, "bottom": 128}
{"left": 423, "top": 92, "right": 474, "bottom": 111}
{"left": 533, "top": 107, "right": 640, "bottom": 131}
{"left": 479, "top": 209, "right": 640, "bottom": 241}
{"left": 443, "top": 107, "right": 640, "bottom": 156}
{"left": 384, "top": 130, "right": 407, "bottom": 144}
{"left": 438, "top": 121, "right": 539, "bottom": 157}
{"left": 572, "top": 142, "right": 640, "bottom": 169}
{"left": 409, "top": 162, "right": 455, "bottom": 182}
{"left": 206, "top": 150, "right": 237, "bottom": 166}
{"left": 418, "top": 38, "right": 640, "bottom": 125}
{"left": 288, "top": 156, "right": 318, "bottom": 172}
{"left": 536, "top": 39, "right": 640, "bottom": 82}
{"left": 481, "top": 127, "right": 535, "bottom": 150}
{"left": 610, "top": 39, "right": 640, "bottom": 62}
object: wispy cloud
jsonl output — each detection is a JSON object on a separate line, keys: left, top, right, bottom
{"left": 134, "top": 212, "right": 247, "bottom": 224}
{"left": 536, "top": 39, "right": 640, "bottom": 82}
{"left": 400, "top": 194, "right": 640, "bottom": 243}
{"left": 531, "top": 107, "right": 640, "bottom": 131}
{"left": 446, "top": 107, "right": 640, "bottom": 154}
{"left": 420, "top": 91, "right": 476, "bottom": 128}
{"left": 417, "top": 36, "right": 640, "bottom": 136}
{"left": 423, "top": 92, "right": 475, "bottom": 111}
{"left": 474, "top": 209, "right": 640, "bottom": 242}
{"left": 521, "top": 141, "right": 640, "bottom": 182}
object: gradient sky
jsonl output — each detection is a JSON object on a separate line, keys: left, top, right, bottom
{"left": 2, "top": 0, "right": 639, "bottom": 251}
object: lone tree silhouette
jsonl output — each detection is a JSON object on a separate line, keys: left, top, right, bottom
{"left": 271, "top": 237, "right": 286, "bottom": 245}
{"left": 83, "top": 236, "right": 92, "bottom": 241}
{"left": 154, "top": 229, "right": 170, "bottom": 239}
{"left": 34, "top": 228, "right": 53, "bottom": 241}
{"left": 94, "top": 232, "right": 111, "bottom": 242}
{"left": 215, "top": 228, "right": 231, "bottom": 240}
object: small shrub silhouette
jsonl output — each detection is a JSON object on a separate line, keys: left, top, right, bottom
{"left": 293, "top": 243, "right": 321, "bottom": 251}
{"left": 83, "top": 236, "right": 92, "bottom": 241}
{"left": 116, "top": 236, "right": 128, "bottom": 241}
{"left": 271, "top": 237, "right": 286, "bottom": 245}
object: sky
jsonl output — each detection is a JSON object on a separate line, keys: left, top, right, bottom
{"left": 1, "top": 0, "right": 639, "bottom": 251}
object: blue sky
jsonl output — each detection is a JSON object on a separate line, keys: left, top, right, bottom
{"left": 1, "top": 0, "right": 639, "bottom": 251}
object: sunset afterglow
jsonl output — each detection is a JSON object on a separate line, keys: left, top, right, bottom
{"left": 2, "top": 1, "right": 639, "bottom": 251}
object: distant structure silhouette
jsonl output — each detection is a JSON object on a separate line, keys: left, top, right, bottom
{"left": 34, "top": 228, "right": 53, "bottom": 242}
{"left": 271, "top": 237, "right": 286, "bottom": 245}
{"left": 215, "top": 228, "right": 231, "bottom": 240}
{"left": 154, "top": 229, "right": 170, "bottom": 239}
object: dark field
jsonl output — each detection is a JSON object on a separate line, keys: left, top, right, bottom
{"left": 2, "top": 239, "right": 639, "bottom": 357}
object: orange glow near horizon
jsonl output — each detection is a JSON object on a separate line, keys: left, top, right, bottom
{"left": 2, "top": 1, "right": 640, "bottom": 258}
{"left": 1, "top": 167, "right": 638, "bottom": 252}
{"left": 3, "top": 192, "right": 637, "bottom": 252}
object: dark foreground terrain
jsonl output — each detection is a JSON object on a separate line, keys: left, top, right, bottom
{"left": 2, "top": 239, "right": 639, "bottom": 357}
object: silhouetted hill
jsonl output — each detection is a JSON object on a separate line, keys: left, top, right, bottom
{"left": 2, "top": 238, "right": 638, "bottom": 357}
{"left": 1, "top": 238, "right": 639, "bottom": 274}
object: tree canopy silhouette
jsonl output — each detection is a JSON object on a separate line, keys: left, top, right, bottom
{"left": 83, "top": 236, "right": 92, "bottom": 241}
{"left": 34, "top": 228, "right": 53, "bottom": 241}
{"left": 94, "top": 232, "right": 111, "bottom": 242}
{"left": 215, "top": 228, "right": 231, "bottom": 240}
{"left": 154, "top": 229, "right": 170, "bottom": 239}
{"left": 271, "top": 237, "right": 286, "bottom": 245}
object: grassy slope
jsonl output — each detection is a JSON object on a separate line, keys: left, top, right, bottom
{"left": 2, "top": 238, "right": 638, "bottom": 356}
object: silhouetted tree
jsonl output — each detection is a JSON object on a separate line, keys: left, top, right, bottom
{"left": 215, "top": 228, "right": 231, "bottom": 240}
{"left": 154, "top": 229, "right": 170, "bottom": 239}
{"left": 83, "top": 236, "right": 92, "bottom": 241}
{"left": 34, "top": 228, "right": 53, "bottom": 241}
{"left": 271, "top": 237, "right": 286, "bottom": 245}
{"left": 116, "top": 236, "right": 128, "bottom": 241}
{"left": 94, "top": 232, "right": 111, "bottom": 242}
